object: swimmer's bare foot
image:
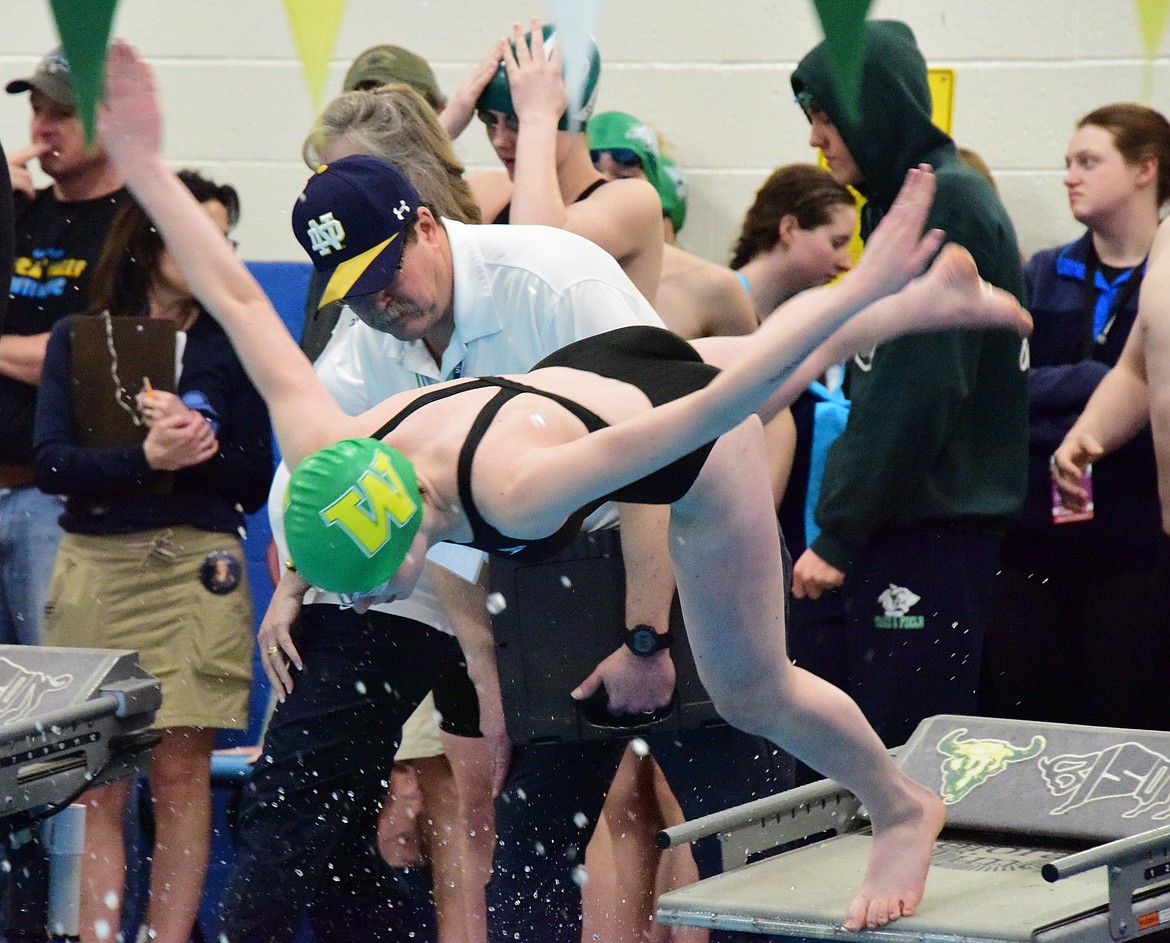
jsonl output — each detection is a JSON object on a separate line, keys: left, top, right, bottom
{"left": 843, "top": 775, "right": 945, "bottom": 931}
{"left": 856, "top": 243, "right": 1032, "bottom": 349}
{"left": 918, "top": 243, "right": 1032, "bottom": 336}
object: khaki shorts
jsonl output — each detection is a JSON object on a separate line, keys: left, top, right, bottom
{"left": 45, "top": 526, "right": 254, "bottom": 731}
{"left": 394, "top": 692, "right": 444, "bottom": 761}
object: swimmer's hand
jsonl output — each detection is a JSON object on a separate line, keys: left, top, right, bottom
{"left": 504, "top": 17, "right": 567, "bottom": 128}
{"left": 1051, "top": 430, "right": 1102, "bottom": 511}
{"left": 572, "top": 644, "right": 676, "bottom": 716}
{"left": 792, "top": 548, "right": 846, "bottom": 600}
{"left": 442, "top": 37, "right": 509, "bottom": 140}
{"left": 259, "top": 568, "right": 309, "bottom": 700}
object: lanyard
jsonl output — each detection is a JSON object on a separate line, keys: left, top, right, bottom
{"left": 1076, "top": 242, "right": 1146, "bottom": 359}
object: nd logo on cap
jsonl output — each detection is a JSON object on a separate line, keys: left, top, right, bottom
{"left": 290, "top": 155, "right": 420, "bottom": 308}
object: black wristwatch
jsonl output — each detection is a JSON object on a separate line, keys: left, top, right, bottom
{"left": 624, "top": 624, "right": 674, "bottom": 657}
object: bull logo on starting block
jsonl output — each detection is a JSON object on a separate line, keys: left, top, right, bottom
{"left": 0, "top": 656, "right": 72, "bottom": 726}
{"left": 936, "top": 728, "right": 1046, "bottom": 805}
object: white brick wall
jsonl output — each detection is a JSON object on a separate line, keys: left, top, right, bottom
{"left": 3, "top": 0, "right": 1168, "bottom": 265}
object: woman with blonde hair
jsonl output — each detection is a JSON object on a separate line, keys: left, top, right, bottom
{"left": 304, "top": 84, "right": 481, "bottom": 226}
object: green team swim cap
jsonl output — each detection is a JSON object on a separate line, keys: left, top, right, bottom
{"left": 586, "top": 111, "right": 687, "bottom": 234}
{"left": 477, "top": 24, "right": 601, "bottom": 131}
{"left": 657, "top": 157, "right": 688, "bottom": 235}
{"left": 284, "top": 439, "right": 423, "bottom": 594}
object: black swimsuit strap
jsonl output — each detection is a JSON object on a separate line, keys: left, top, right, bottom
{"left": 368, "top": 378, "right": 497, "bottom": 440}
{"left": 370, "top": 375, "right": 609, "bottom": 441}
{"left": 453, "top": 377, "right": 609, "bottom": 547}
{"left": 369, "top": 375, "right": 611, "bottom": 549}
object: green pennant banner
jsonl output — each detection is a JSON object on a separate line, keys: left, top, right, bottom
{"left": 48, "top": 0, "right": 120, "bottom": 145}
{"left": 810, "top": 0, "right": 876, "bottom": 123}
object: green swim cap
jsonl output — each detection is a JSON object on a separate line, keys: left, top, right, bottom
{"left": 284, "top": 439, "right": 423, "bottom": 594}
{"left": 586, "top": 111, "right": 687, "bottom": 234}
{"left": 657, "top": 157, "right": 688, "bottom": 235}
{"left": 586, "top": 111, "right": 662, "bottom": 170}
{"left": 477, "top": 24, "right": 601, "bottom": 131}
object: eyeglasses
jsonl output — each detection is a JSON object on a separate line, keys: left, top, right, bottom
{"left": 591, "top": 147, "right": 643, "bottom": 170}
{"left": 477, "top": 109, "right": 519, "bottom": 134}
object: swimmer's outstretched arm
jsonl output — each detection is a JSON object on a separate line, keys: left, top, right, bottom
{"left": 491, "top": 168, "right": 949, "bottom": 525}
{"left": 98, "top": 41, "right": 358, "bottom": 468}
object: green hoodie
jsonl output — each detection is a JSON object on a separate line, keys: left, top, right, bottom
{"left": 790, "top": 20, "right": 1028, "bottom": 572}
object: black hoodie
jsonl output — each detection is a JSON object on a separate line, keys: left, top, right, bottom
{"left": 790, "top": 20, "right": 1029, "bottom": 571}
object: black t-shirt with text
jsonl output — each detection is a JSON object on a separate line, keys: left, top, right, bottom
{"left": 1, "top": 186, "right": 127, "bottom": 463}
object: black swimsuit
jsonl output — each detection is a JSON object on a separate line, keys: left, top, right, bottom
{"left": 371, "top": 326, "right": 720, "bottom": 563}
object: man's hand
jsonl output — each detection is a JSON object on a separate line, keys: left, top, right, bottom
{"left": 7, "top": 143, "right": 49, "bottom": 199}
{"left": 792, "top": 548, "right": 846, "bottom": 599}
{"left": 572, "top": 645, "right": 675, "bottom": 715}
{"left": 135, "top": 388, "right": 188, "bottom": 427}
{"left": 258, "top": 568, "right": 309, "bottom": 699}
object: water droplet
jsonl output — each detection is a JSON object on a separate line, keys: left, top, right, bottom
{"left": 529, "top": 411, "right": 547, "bottom": 428}
{"left": 573, "top": 811, "right": 589, "bottom": 829}
{"left": 631, "top": 737, "right": 649, "bottom": 757}
{"left": 560, "top": 575, "right": 572, "bottom": 588}
{"left": 486, "top": 592, "right": 507, "bottom": 615}
{"left": 572, "top": 864, "right": 589, "bottom": 886}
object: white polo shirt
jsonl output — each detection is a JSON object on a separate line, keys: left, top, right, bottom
{"left": 270, "top": 220, "right": 664, "bottom": 631}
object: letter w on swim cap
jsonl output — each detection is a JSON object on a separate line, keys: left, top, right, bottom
{"left": 285, "top": 439, "right": 422, "bottom": 594}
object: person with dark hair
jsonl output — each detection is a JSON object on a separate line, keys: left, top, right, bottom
{"left": 33, "top": 169, "right": 272, "bottom": 943}
{"left": 99, "top": 41, "right": 1031, "bottom": 931}
{"left": 1, "top": 50, "right": 128, "bottom": 651}
{"left": 984, "top": 103, "right": 1170, "bottom": 731}
{"left": 788, "top": 21, "right": 1030, "bottom": 749}
{"left": 730, "top": 163, "right": 857, "bottom": 323}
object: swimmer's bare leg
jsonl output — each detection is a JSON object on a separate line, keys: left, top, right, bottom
{"left": 666, "top": 419, "right": 944, "bottom": 929}
{"left": 693, "top": 243, "right": 1031, "bottom": 424}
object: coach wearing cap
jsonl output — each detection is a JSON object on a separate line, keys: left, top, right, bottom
{"left": 218, "top": 153, "right": 684, "bottom": 942}
{"left": 0, "top": 50, "right": 127, "bottom": 649}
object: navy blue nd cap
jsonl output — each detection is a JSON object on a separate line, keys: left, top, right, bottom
{"left": 291, "top": 155, "right": 420, "bottom": 309}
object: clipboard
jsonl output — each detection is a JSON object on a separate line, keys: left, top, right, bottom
{"left": 70, "top": 314, "right": 176, "bottom": 448}
{"left": 70, "top": 314, "right": 177, "bottom": 497}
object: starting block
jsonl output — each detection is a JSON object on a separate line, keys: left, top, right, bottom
{"left": 655, "top": 715, "right": 1170, "bottom": 941}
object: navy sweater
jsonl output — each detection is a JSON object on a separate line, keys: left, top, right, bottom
{"left": 1018, "top": 233, "right": 1160, "bottom": 556}
{"left": 34, "top": 311, "right": 273, "bottom": 536}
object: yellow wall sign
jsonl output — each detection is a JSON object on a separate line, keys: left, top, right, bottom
{"left": 928, "top": 68, "right": 955, "bottom": 136}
